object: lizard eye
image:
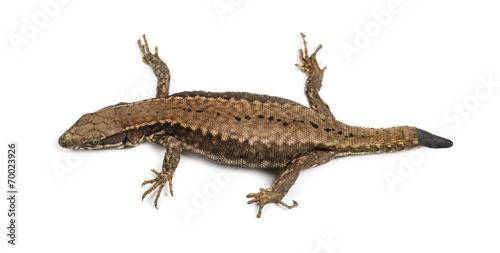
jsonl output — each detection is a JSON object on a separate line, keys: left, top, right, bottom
{"left": 90, "top": 141, "right": 99, "bottom": 145}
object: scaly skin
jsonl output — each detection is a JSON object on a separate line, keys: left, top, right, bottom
{"left": 59, "top": 34, "right": 452, "bottom": 217}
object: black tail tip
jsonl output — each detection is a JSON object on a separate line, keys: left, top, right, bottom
{"left": 416, "top": 128, "right": 453, "bottom": 148}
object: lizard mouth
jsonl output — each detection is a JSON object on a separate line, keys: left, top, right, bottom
{"left": 58, "top": 132, "right": 74, "bottom": 149}
{"left": 58, "top": 130, "right": 128, "bottom": 150}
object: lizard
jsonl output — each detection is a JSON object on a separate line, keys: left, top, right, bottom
{"left": 58, "top": 34, "right": 453, "bottom": 218}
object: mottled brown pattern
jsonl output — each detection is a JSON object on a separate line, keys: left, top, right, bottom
{"left": 59, "top": 34, "right": 452, "bottom": 218}
{"left": 171, "top": 90, "right": 303, "bottom": 106}
{"left": 138, "top": 34, "right": 171, "bottom": 98}
{"left": 141, "top": 135, "right": 181, "bottom": 208}
{"left": 99, "top": 94, "right": 418, "bottom": 168}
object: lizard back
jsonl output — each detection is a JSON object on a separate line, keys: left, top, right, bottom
{"left": 114, "top": 91, "right": 420, "bottom": 168}
{"left": 115, "top": 91, "right": 340, "bottom": 168}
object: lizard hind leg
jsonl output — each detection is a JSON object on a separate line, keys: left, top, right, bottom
{"left": 246, "top": 161, "right": 302, "bottom": 218}
{"left": 137, "top": 35, "right": 171, "bottom": 98}
{"left": 246, "top": 150, "right": 336, "bottom": 218}
{"left": 295, "top": 33, "right": 335, "bottom": 119}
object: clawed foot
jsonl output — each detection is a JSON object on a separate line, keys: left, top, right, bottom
{"left": 296, "top": 33, "right": 326, "bottom": 76}
{"left": 138, "top": 34, "right": 161, "bottom": 67}
{"left": 246, "top": 188, "right": 298, "bottom": 218}
{"left": 142, "top": 169, "right": 174, "bottom": 209}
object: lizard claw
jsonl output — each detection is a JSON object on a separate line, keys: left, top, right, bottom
{"left": 141, "top": 169, "right": 174, "bottom": 209}
{"left": 246, "top": 188, "right": 298, "bottom": 218}
{"left": 295, "top": 33, "right": 326, "bottom": 76}
{"left": 138, "top": 34, "right": 160, "bottom": 66}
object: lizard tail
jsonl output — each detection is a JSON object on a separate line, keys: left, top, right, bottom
{"left": 416, "top": 128, "right": 453, "bottom": 148}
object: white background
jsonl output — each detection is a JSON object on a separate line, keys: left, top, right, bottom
{"left": 1, "top": 0, "right": 499, "bottom": 252}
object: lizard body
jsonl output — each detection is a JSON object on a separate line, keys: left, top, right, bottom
{"left": 59, "top": 34, "right": 452, "bottom": 217}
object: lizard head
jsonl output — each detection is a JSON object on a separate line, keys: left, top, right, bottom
{"left": 59, "top": 106, "right": 128, "bottom": 150}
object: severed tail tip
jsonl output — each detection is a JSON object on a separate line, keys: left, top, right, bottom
{"left": 416, "top": 128, "right": 453, "bottom": 148}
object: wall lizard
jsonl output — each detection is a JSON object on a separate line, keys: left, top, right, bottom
{"left": 59, "top": 34, "right": 453, "bottom": 218}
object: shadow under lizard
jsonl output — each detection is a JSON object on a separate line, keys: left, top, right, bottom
{"left": 59, "top": 34, "right": 453, "bottom": 218}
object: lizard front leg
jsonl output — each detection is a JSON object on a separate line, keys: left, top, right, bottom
{"left": 246, "top": 150, "right": 336, "bottom": 218}
{"left": 142, "top": 136, "right": 182, "bottom": 208}
{"left": 296, "top": 33, "right": 334, "bottom": 119}
{"left": 137, "top": 35, "right": 171, "bottom": 98}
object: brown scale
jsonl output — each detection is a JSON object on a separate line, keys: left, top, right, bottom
{"left": 58, "top": 34, "right": 452, "bottom": 218}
